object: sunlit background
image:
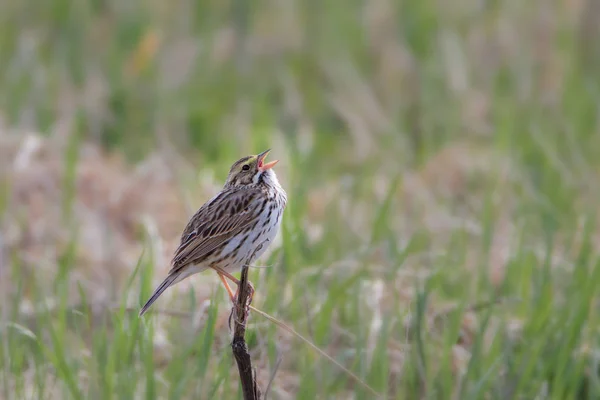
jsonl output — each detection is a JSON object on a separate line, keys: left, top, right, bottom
{"left": 2, "top": 0, "right": 600, "bottom": 398}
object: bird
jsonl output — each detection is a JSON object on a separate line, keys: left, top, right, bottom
{"left": 139, "top": 149, "right": 287, "bottom": 316}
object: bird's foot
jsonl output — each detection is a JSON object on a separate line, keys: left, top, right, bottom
{"left": 228, "top": 280, "right": 255, "bottom": 329}
{"left": 233, "top": 280, "right": 254, "bottom": 309}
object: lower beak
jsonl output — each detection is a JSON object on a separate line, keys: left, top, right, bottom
{"left": 257, "top": 149, "right": 279, "bottom": 171}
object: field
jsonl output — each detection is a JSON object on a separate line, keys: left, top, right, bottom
{"left": 2, "top": 0, "right": 600, "bottom": 398}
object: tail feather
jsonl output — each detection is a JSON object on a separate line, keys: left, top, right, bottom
{"left": 139, "top": 273, "right": 179, "bottom": 316}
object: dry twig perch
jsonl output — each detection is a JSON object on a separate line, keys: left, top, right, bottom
{"left": 231, "top": 265, "right": 261, "bottom": 400}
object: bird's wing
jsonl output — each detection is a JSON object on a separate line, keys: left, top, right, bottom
{"left": 168, "top": 187, "right": 265, "bottom": 273}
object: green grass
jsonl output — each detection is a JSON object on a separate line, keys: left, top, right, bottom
{"left": 2, "top": 0, "right": 600, "bottom": 398}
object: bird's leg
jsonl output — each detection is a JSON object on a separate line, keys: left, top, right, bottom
{"left": 215, "top": 268, "right": 240, "bottom": 285}
{"left": 217, "top": 272, "right": 236, "bottom": 302}
{"left": 217, "top": 273, "right": 243, "bottom": 329}
{"left": 215, "top": 269, "right": 255, "bottom": 329}
{"left": 211, "top": 267, "right": 255, "bottom": 305}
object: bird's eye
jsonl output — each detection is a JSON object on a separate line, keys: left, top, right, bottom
{"left": 242, "top": 165, "right": 250, "bottom": 171}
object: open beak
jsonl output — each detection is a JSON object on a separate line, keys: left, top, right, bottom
{"left": 257, "top": 149, "right": 279, "bottom": 171}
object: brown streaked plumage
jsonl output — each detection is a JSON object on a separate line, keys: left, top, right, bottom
{"left": 139, "top": 149, "right": 287, "bottom": 316}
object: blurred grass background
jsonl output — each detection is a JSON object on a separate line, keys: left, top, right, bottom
{"left": 2, "top": 0, "right": 600, "bottom": 398}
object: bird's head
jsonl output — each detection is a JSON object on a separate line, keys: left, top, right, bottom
{"left": 225, "top": 149, "right": 279, "bottom": 187}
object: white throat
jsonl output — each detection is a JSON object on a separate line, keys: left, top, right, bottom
{"left": 255, "top": 169, "right": 283, "bottom": 190}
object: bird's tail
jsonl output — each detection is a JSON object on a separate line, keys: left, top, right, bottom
{"left": 139, "top": 273, "right": 179, "bottom": 316}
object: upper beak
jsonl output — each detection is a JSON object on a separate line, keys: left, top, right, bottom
{"left": 257, "top": 149, "right": 279, "bottom": 171}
